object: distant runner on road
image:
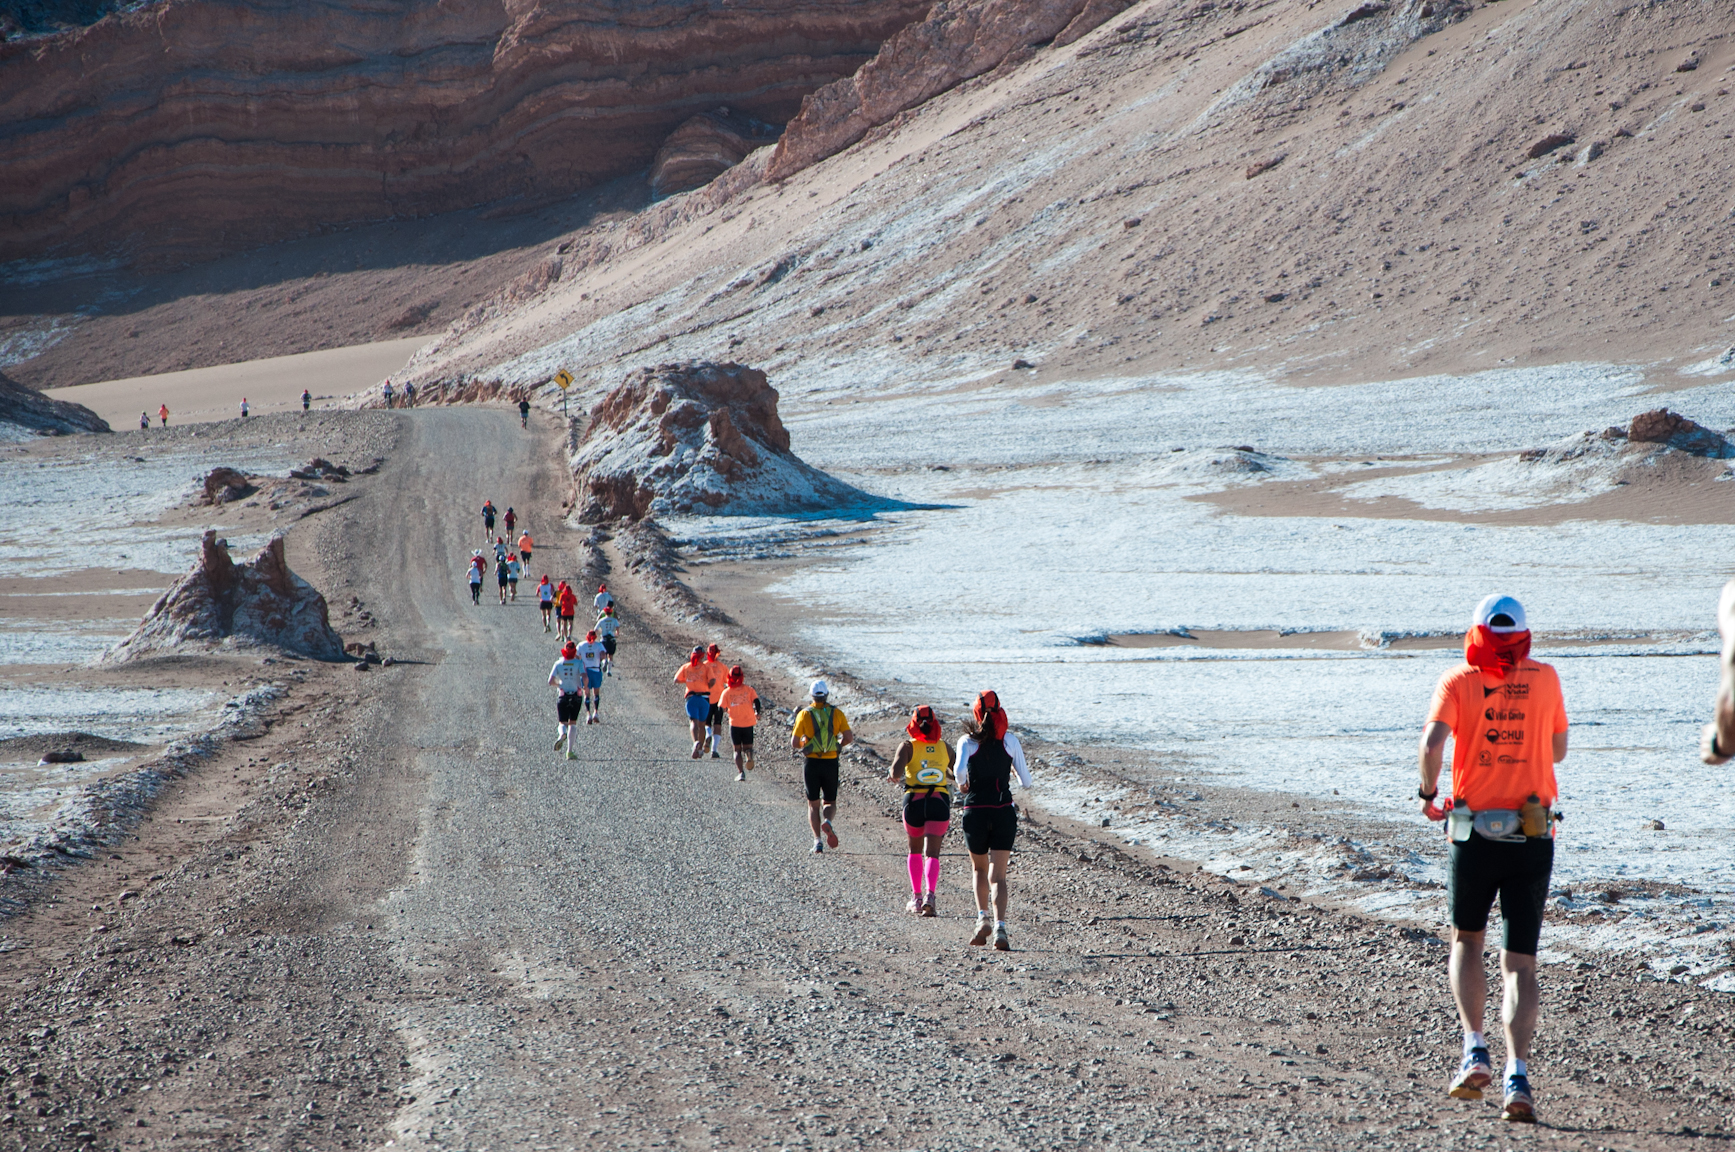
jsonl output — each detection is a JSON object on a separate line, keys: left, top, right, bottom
{"left": 467, "top": 552, "right": 485, "bottom": 605}
{"left": 383, "top": 381, "right": 395, "bottom": 409}
{"left": 1418, "top": 594, "right": 1567, "bottom": 1125}
{"left": 577, "top": 630, "right": 607, "bottom": 723}
{"left": 519, "top": 397, "right": 531, "bottom": 428}
{"left": 538, "top": 575, "right": 555, "bottom": 632}
{"left": 674, "top": 648, "right": 713, "bottom": 759}
{"left": 556, "top": 581, "right": 578, "bottom": 641}
{"left": 594, "top": 584, "right": 614, "bottom": 615}
{"left": 239, "top": 397, "right": 249, "bottom": 419}
{"left": 791, "top": 681, "right": 852, "bottom": 853}
{"left": 517, "top": 531, "right": 533, "bottom": 569}
{"left": 957, "top": 691, "right": 1029, "bottom": 950}
{"left": 139, "top": 412, "right": 149, "bottom": 431}
{"left": 594, "top": 605, "right": 619, "bottom": 675}
{"left": 301, "top": 389, "right": 311, "bottom": 413}
{"left": 887, "top": 706, "right": 954, "bottom": 917}
{"left": 482, "top": 500, "right": 496, "bottom": 540}
{"left": 504, "top": 507, "right": 517, "bottom": 540}
{"left": 549, "top": 640, "right": 584, "bottom": 760}
{"left": 704, "top": 643, "right": 727, "bottom": 758}
{"left": 1701, "top": 580, "right": 1735, "bottom": 765}
{"left": 404, "top": 381, "right": 416, "bottom": 407}
{"left": 158, "top": 404, "right": 169, "bottom": 428}
{"left": 717, "top": 666, "right": 761, "bottom": 781}
{"left": 506, "top": 553, "right": 522, "bottom": 601}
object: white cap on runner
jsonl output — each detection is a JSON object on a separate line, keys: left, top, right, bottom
{"left": 810, "top": 679, "right": 829, "bottom": 699}
{"left": 1472, "top": 594, "right": 1527, "bottom": 633}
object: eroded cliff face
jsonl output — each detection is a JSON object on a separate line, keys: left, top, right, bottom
{"left": 0, "top": 0, "right": 930, "bottom": 265}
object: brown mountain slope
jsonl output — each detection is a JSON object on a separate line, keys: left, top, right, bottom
{"left": 0, "top": 0, "right": 929, "bottom": 266}
{"left": 398, "top": 0, "right": 1735, "bottom": 397}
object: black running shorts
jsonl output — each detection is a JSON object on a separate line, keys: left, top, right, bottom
{"left": 603, "top": 637, "right": 616, "bottom": 655}
{"left": 556, "top": 691, "right": 581, "bottom": 723}
{"left": 961, "top": 805, "right": 1018, "bottom": 855}
{"left": 903, "top": 791, "right": 951, "bottom": 830}
{"left": 804, "top": 756, "right": 839, "bottom": 803}
{"left": 707, "top": 703, "right": 724, "bottom": 726}
{"left": 1448, "top": 832, "right": 1555, "bottom": 956}
{"left": 730, "top": 724, "right": 755, "bottom": 747}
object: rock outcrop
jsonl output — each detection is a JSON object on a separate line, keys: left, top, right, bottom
{"left": 107, "top": 531, "right": 345, "bottom": 662}
{"left": 199, "top": 467, "right": 255, "bottom": 505}
{"left": 0, "top": 0, "right": 932, "bottom": 265}
{"left": 1627, "top": 409, "right": 1734, "bottom": 458}
{"left": 571, "top": 361, "right": 873, "bottom": 521}
{"left": 650, "top": 108, "right": 783, "bottom": 199}
{"left": 0, "top": 369, "right": 109, "bottom": 437}
{"left": 765, "top": 0, "right": 1135, "bottom": 183}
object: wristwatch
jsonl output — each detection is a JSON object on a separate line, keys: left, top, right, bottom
{"left": 1417, "top": 786, "right": 1438, "bottom": 801}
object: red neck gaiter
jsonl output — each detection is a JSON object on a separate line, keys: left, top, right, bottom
{"left": 1466, "top": 625, "right": 1531, "bottom": 677}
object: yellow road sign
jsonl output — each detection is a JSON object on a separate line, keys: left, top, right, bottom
{"left": 553, "top": 369, "right": 573, "bottom": 390}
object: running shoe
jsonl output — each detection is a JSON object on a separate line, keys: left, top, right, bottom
{"left": 735, "top": 770, "right": 746, "bottom": 782}
{"left": 711, "top": 749, "right": 721, "bottom": 759}
{"left": 920, "top": 894, "right": 937, "bottom": 918}
{"left": 553, "top": 732, "right": 566, "bottom": 750}
{"left": 993, "top": 924, "right": 1010, "bottom": 951}
{"left": 812, "top": 839, "right": 824, "bottom": 854}
{"left": 1448, "top": 1047, "right": 1494, "bottom": 1100}
{"left": 970, "top": 916, "right": 992, "bottom": 946}
{"left": 564, "top": 749, "right": 576, "bottom": 761}
{"left": 1500, "top": 1075, "right": 1535, "bottom": 1123}
{"left": 745, "top": 752, "right": 755, "bottom": 772}
{"left": 822, "top": 820, "right": 839, "bottom": 849}
{"left": 906, "top": 897, "right": 922, "bottom": 915}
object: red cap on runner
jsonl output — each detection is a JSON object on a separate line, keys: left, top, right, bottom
{"left": 728, "top": 665, "right": 745, "bottom": 686}
{"left": 562, "top": 641, "right": 577, "bottom": 658}
{"left": 973, "top": 691, "right": 1008, "bottom": 740}
{"left": 586, "top": 631, "right": 598, "bottom": 642}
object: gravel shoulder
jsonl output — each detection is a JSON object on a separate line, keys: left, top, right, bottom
{"left": 2, "top": 411, "right": 1731, "bottom": 1151}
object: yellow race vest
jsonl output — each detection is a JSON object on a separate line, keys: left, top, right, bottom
{"left": 904, "top": 738, "right": 950, "bottom": 794}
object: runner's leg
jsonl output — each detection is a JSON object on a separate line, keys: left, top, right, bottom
{"left": 1449, "top": 929, "right": 1489, "bottom": 1038}
{"left": 1500, "top": 951, "right": 1539, "bottom": 1062}
{"left": 969, "top": 852, "right": 993, "bottom": 942}
{"left": 905, "top": 832, "right": 925, "bottom": 911}
{"left": 807, "top": 799, "right": 825, "bottom": 843}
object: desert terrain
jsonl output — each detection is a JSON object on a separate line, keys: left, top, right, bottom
{"left": 5, "top": 0, "right": 1735, "bottom": 1146}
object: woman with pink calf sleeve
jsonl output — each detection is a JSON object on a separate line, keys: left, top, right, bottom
{"left": 886, "top": 706, "right": 955, "bottom": 917}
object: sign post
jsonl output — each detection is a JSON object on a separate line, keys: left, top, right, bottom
{"left": 554, "top": 369, "right": 573, "bottom": 417}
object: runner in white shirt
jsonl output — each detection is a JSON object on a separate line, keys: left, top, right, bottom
{"left": 594, "top": 605, "right": 620, "bottom": 676}
{"left": 575, "top": 631, "right": 608, "bottom": 722}
{"left": 506, "top": 554, "right": 523, "bottom": 602}
{"left": 594, "top": 583, "right": 614, "bottom": 615}
{"left": 954, "top": 691, "right": 1032, "bottom": 951}
{"left": 548, "top": 642, "right": 584, "bottom": 759}
{"left": 537, "top": 576, "right": 556, "bottom": 633}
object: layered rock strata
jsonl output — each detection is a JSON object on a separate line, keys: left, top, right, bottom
{"left": 765, "top": 0, "right": 1136, "bottom": 182}
{"left": 571, "top": 361, "right": 873, "bottom": 520}
{"left": 650, "top": 108, "right": 783, "bottom": 198}
{"left": 0, "top": 0, "right": 931, "bottom": 265}
{"left": 107, "top": 530, "right": 345, "bottom": 661}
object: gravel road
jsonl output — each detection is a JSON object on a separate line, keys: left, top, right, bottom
{"left": 5, "top": 409, "right": 1733, "bottom": 1151}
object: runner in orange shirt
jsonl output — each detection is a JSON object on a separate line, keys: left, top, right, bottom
{"left": 673, "top": 648, "right": 713, "bottom": 759}
{"left": 555, "top": 582, "right": 578, "bottom": 642}
{"left": 517, "top": 530, "right": 534, "bottom": 572}
{"left": 716, "top": 665, "right": 761, "bottom": 781}
{"left": 1417, "top": 594, "right": 1567, "bottom": 1125}
{"left": 704, "top": 643, "right": 728, "bottom": 758}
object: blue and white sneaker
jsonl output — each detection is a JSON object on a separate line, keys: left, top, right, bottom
{"left": 1448, "top": 1047, "right": 1494, "bottom": 1100}
{"left": 1500, "top": 1074, "right": 1536, "bottom": 1123}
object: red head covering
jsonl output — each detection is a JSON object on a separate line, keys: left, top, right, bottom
{"left": 598, "top": 583, "right": 608, "bottom": 592}
{"left": 907, "top": 705, "right": 941, "bottom": 743}
{"left": 586, "top": 630, "right": 597, "bottom": 642}
{"left": 728, "top": 665, "right": 745, "bottom": 686}
{"left": 973, "top": 691, "right": 1008, "bottom": 740}
{"left": 707, "top": 643, "right": 720, "bottom": 659}
{"left": 539, "top": 575, "right": 549, "bottom": 585}
{"left": 604, "top": 604, "right": 614, "bottom": 614}
{"left": 689, "top": 646, "right": 705, "bottom": 665}
{"left": 561, "top": 641, "right": 577, "bottom": 658}
{"left": 1465, "top": 625, "right": 1531, "bottom": 677}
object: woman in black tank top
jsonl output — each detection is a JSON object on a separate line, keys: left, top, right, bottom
{"left": 958, "top": 691, "right": 1031, "bottom": 951}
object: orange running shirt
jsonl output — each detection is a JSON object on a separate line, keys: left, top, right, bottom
{"left": 1427, "top": 658, "right": 1567, "bottom": 812}
{"left": 718, "top": 684, "right": 759, "bottom": 727}
{"left": 706, "top": 660, "right": 727, "bottom": 704}
{"left": 674, "top": 662, "right": 709, "bottom": 693}
{"left": 557, "top": 588, "right": 577, "bottom": 614}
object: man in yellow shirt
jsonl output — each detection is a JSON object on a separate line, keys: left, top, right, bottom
{"left": 790, "top": 680, "right": 852, "bottom": 853}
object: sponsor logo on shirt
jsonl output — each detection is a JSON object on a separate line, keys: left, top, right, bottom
{"left": 1484, "top": 708, "right": 1526, "bottom": 721}
{"left": 1484, "top": 728, "right": 1526, "bottom": 744}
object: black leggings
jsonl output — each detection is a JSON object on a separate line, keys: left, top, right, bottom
{"left": 1448, "top": 833, "right": 1554, "bottom": 955}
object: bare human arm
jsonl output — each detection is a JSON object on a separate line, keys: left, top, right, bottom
{"left": 1418, "top": 721, "right": 1451, "bottom": 820}
{"left": 886, "top": 740, "right": 913, "bottom": 783}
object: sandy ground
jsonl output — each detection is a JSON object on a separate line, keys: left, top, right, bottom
{"left": 7, "top": 410, "right": 1732, "bottom": 1150}
{"left": 41, "top": 338, "right": 428, "bottom": 429}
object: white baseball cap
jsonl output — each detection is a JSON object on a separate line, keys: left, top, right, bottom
{"left": 810, "top": 679, "right": 829, "bottom": 698}
{"left": 1473, "top": 594, "right": 1528, "bottom": 633}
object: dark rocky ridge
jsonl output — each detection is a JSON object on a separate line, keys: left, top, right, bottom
{"left": 0, "top": 367, "right": 109, "bottom": 435}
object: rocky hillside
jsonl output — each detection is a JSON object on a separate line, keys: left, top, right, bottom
{"left": 398, "top": 0, "right": 1735, "bottom": 395}
{"left": 0, "top": 0, "right": 929, "bottom": 265}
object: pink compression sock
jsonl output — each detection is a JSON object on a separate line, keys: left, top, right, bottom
{"left": 907, "top": 853, "right": 923, "bottom": 896}
{"left": 924, "top": 855, "right": 941, "bottom": 894}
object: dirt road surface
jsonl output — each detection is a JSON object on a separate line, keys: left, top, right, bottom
{"left": 5, "top": 410, "right": 1732, "bottom": 1151}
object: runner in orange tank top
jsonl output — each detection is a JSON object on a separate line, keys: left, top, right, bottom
{"left": 1417, "top": 594, "right": 1568, "bottom": 1125}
